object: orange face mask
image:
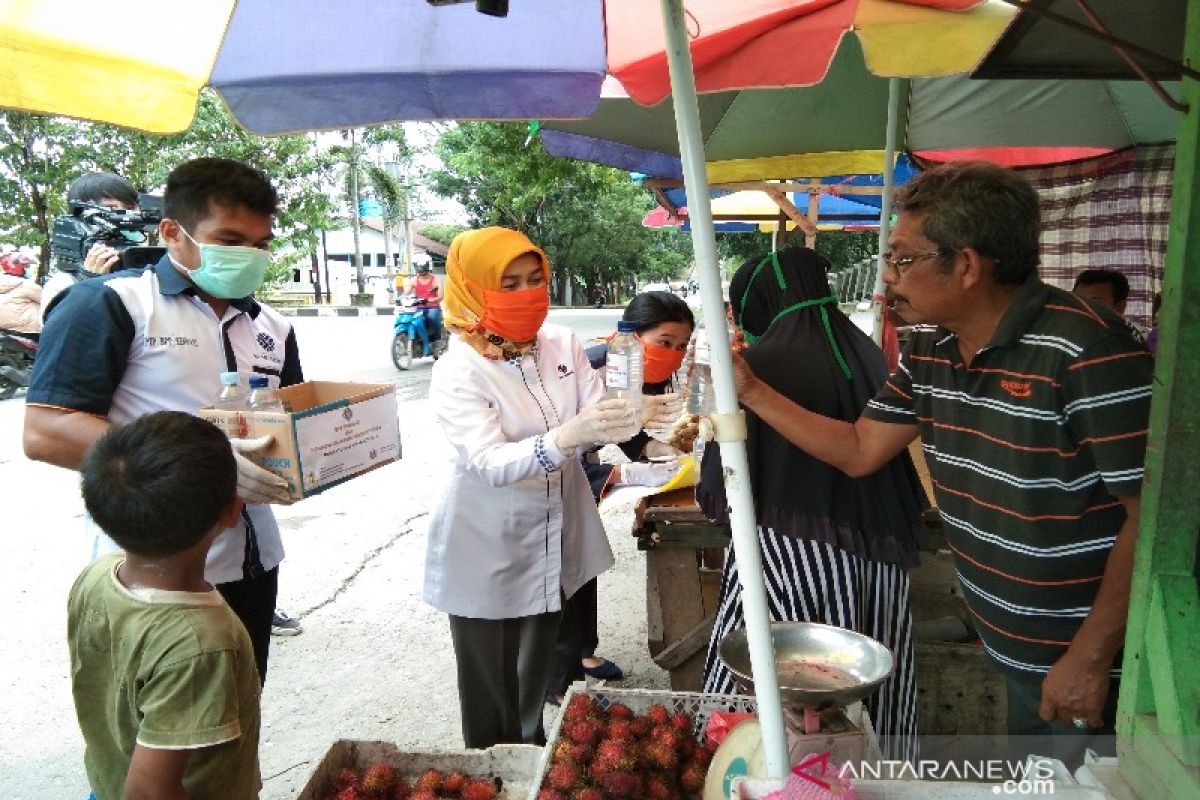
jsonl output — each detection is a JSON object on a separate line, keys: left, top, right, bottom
{"left": 640, "top": 335, "right": 686, "bottom": 383}
{"left": 477, "top": 285, "right": 550, "bottom": 343}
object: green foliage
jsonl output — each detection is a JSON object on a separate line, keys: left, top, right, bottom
{"left": 418, "top": 223, "right": 469, "bottom": 246}
{"left": 427, "top": 122, "right": 693, "bottom": 303}
{"left": 814, "top": 230, "right": 878, "bottom": 270}
{"left": 0, "top": 91, "right": 341, "bottom": 285}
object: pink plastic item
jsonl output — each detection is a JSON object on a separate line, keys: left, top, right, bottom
{"left": 705, "top": 710, "right": 757, "bottom": 747}
{"left": 779, "top": 753, "right": 859, "bottom": 800}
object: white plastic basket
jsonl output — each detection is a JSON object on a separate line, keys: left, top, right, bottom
{"left": 528, "top": 684, "right": 758, "bottom": 800}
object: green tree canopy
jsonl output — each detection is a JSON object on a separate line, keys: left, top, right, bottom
{"left": 427, "top": 122, "right": 693, "bottom": 303}
{"left": 1, "top": 91, "right": 341, "bottom": 285}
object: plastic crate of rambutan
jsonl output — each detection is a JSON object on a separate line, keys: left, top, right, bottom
{"left": 528, "top": 684, "right": 757, "bottom": 800}
{"left": 298, "top": 739, "right": 541, "bottom": 800}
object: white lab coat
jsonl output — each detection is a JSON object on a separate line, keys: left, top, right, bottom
{"left": 423, "top": 323, "right": 615, "bottom": 619}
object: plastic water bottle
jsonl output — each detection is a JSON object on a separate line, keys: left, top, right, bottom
{"left": 247, "top": 375, "right": 285, "bottom": 412}
{"left": 605, "top": 320, "right": 643, "bottom": 415}
{"left": 214, "top": 372, "right": 246, "bottom": 410}
{"left": 210, "top": 372, "right": 247, "bottom": 437}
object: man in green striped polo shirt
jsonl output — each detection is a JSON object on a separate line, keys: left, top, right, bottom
{"left": 730, "top": 161, "right": 1151, "bottom": 769}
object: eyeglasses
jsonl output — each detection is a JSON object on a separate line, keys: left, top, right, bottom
{"left": 882, "top": 251, "right": 944, "bottom": 275}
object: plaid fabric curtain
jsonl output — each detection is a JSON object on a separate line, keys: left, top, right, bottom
{"left": 1024, "top": 144, "right": 1174, "bottom": 329}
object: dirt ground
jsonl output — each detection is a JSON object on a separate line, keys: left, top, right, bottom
{"left": 0, "top": 395, "right": 670, "bottom": 799}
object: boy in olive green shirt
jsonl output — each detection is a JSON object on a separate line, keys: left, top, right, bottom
{"left": 68, "top": 412, "right": 261, "bottom": 800}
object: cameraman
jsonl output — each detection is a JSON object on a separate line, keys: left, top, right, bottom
{"left": 41, "top": 172, "right": 140, "bottom": 320}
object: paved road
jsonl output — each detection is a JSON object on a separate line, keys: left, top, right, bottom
{"left": 293, "top": 308, "right": 622, "bottom": 400}
{"left": 0, "top": 306, "right": 661, "bottom": 800}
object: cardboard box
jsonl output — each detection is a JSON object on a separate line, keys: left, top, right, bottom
{"left": 297, "top": 740, "right": 541, "bottom": 800}
{"left": 199, "top": 381, "right": 401, "bottom": 500}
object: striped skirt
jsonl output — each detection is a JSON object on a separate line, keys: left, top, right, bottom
{"left": 701, "top": 529, "right": 918, "bottom": 764}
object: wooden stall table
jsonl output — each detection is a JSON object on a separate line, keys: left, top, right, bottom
{"left": 633, "top": 486, "right": 729, "bottom": 691}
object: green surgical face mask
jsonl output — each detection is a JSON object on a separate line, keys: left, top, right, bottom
{"left": 172, "top": 226, "right": 271, "bottom": 299}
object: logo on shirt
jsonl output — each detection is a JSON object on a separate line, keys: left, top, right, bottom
{"left": 557, "top": 363, "right": 575, "bottom": 379}
{"left": 342, "top": 407, "right": 354, "bottom": 421}
{"left": 256, "top": 332, "right": 276, "bottom": 352}
{"left": 1000, "top": 379, "right": 1033, "bottom": 398}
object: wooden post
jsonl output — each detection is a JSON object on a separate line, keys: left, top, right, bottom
{"left": 1116, "top": 1, "right": 1200, "bottom": 795}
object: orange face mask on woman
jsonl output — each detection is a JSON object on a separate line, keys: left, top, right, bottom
{"left": 640, "top": 336, "right": 686, "bottom": 383}
{"left": 476, "top": 283, "right": 549, "bottom": 343}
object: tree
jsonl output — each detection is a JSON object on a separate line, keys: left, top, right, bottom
{"left": 1, "top": 91, "right": 342, "bottom": 286}
{"left": 428, "top": 122, "right": 693, "bottom": 304}
{"left": 419, "top": 223, "right": 469, "bottom": 247}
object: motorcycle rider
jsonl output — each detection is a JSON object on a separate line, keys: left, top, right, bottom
{"left": 0, "top": 253, "right": 42, "bottom": 337}
{"left": 403, "top": 261, "right": 443, "bottom": 355}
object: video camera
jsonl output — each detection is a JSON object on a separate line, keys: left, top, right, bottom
{"left": 51, "top": 194, "right": 165, "bottom": 273}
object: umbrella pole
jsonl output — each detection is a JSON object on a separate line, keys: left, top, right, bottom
{"left": 870, "top": 78, "right": 903, "bottom": 345}
{"left": 659, "top": 0, "right": 790, "bottom": 779}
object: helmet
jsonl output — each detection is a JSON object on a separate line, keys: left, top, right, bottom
{"left": 0, "top": 252, "right": 33, "bottom": 277}
{"left": 416, "top": 262, "right": 431, "bottom": 274}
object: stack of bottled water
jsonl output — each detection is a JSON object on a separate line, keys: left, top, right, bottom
{"left": 210, "top": 372, "right": 286, "bottom": 438}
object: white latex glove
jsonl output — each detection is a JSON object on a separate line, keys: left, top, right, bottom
{"left": 642, "top": 392, "right": 683, "bottom": 429}
{"left": 229, "top": 436, "right": 295, "bottom": 505}
{"left": 554, "top": 399, "right": 640, "bottom": 451}
{"left": 619, "top": 459, "right": 679, "bottom": 487}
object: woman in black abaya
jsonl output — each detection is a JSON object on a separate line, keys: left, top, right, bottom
{"left": 698, "top": 247, "right": 926, "bottom": 763}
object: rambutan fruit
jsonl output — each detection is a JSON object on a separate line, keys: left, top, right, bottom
{"left": 670, "top": 711, "right": 693, "bottom": 734}
{"left": 606, "top": 702, "right": 633, "bottom": 720}
{"left": 650, "top": 725, "right": 681, "bottom": 752}
{"left": 563, "top": 718, "right": 602, "bottom": 747}
{"left": 693, "top": 742, "right": 717, "bottom": 768}
{"left": 563, "top": 694, "right": 600, "bottom": 722}
{"left": 459, "top": 777, "right": 499, "bottom": 800}
{"left": 593, "top": 738, "right": 638, "bottom": 771}
{"left": 680, "top": 760, "right": 707, "bottom": 794}
{"left": 335, "top": 786, "right": 363, "bottom": 800}
{"left": 629, "top": 716, "right": 652, "bottom": 738}
{"left": 571, "top": 787, "right": 604, "bottom": 800}
{"left": 567, "top": 742, "right": 593, "bottom": 764}
{"left": 390, "top": 779, "right": 412, "bottom": 800}
{"left": 334, "top": 768, "right": 362, "bottom": 790}
{"left": 408, "top": 791, "right": 438, "bottom": 800}
{"left": 552, "top": 739, "right": 575, "bottom": 763}
{"left": 361, "top": 763, "right": 397, "bottom": 796}
{"left": 606, "top": 718, "right": 635, "bottom": 740}
{"left": 643, "top": 739, "right": 679, "bottom": 772}
{"left": 587, "top": 758, "right": 614, "bottom": 785}
{"left": 646, "top": 704, "right": 671, "bottom": 725}
{"left": 535, "top": 791, "right": 567, "bottom": 800}
{"left": 413, "top": 769, "right": 443, "bottom": 794}
{"left": 602, "top": 769, "right": 641, "bottom": 798}
{"left": 441, "top": 771, "right": 468, "bottom": 795}
{"left": 546, "top": 761, "right": 583, "bottom": 792}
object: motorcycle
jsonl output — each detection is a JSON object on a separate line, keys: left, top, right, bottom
{"left": 391, "top": 295, "right": 446, "bottom": 370}
{"left": 0, "top": 329, "right": 37, "bottom": 400}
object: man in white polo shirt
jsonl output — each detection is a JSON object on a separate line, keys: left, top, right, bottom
{"left": 24, "top": 157, "right": 302, "bottom": 684}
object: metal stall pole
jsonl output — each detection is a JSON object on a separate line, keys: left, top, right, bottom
{"left": 659, "top": 0, "right": 790, "bottom": 778}
{"left": 870, "top": 78, "right": 903, "bottom": 345}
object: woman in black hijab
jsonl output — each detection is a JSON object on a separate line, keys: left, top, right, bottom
{"left": 698, "top": 247, "right": 926, "bottom": 763}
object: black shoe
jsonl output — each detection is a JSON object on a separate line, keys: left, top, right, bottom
{"left": 271, "top": 609, "right": 303, "bottom": 637}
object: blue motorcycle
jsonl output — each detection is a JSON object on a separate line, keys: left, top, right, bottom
{"left": 391, "top": 295, "right": 446, "bottom": 370}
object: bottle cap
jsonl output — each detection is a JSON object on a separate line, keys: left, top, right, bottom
{"left": 220, "top": 371, "right": 240, "bottom": 385}
{"left": 616, "top": 320, "right": 637, "bottom": 333}
{"left": 248, "top": 375, "right": 268, "bottom": 389}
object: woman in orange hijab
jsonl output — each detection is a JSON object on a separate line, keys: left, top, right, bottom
{"left": 424, "top": 227, "right": 639, "bottom": 748}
